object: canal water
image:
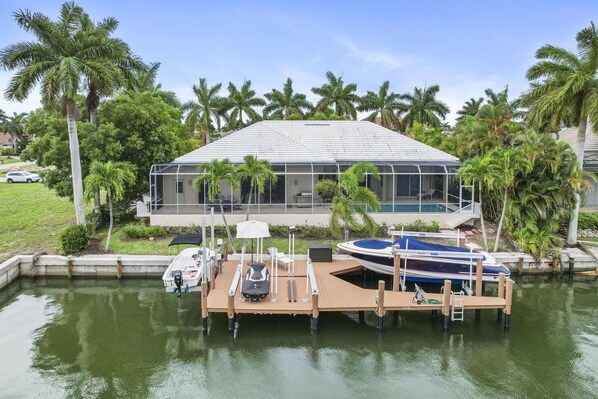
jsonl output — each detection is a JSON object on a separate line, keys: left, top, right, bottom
{"left": 0, "top": 276, "right": 596, "bottom": 398}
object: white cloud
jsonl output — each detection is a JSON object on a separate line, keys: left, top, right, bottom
{"left": 335, "top": 37, "right": 405, "bottom": 70}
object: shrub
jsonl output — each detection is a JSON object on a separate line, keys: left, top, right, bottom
{"left": 2, "top": 147, "right": 15, "bottom": 156}
{"left": 578, "top": 212, "right": 598, "bottom": 231}
{"left": 60, "top": 224, "right": 91, "bottom": 254}
{"left": 122, "top": 224, "right": 167, "bottom": 239}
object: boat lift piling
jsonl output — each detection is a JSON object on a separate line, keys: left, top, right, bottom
{"left": 475, "top": 258, "right": 483, "bottom": 320}
{"left": 442, "top": 280, "right": 452, "bottom": 330}
{"left": 497, "top": 272, "right": 505, "bottom": 321}
{"left": 376, "top": 280, "right": 385, "bottom": 331}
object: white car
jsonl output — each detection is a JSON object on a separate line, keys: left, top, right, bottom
{"left": 5, "top": 171, "right": 41, "bottom": 183}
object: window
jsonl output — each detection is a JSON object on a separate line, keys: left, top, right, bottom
{"left": 176, "top": 180, "right": 184, "bottom": 194}
{"left": 396, "top": 175, "right": 420, "bottom": 196}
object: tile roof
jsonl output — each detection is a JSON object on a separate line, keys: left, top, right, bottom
{"left": 174, "top": 121, "right": 459, "bottom": 165}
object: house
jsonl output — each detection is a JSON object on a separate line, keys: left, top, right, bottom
{"left": 559, "top": 124, "right": 598, "bottom": 207}
{"left": 146, "top": 121, "right": 478, "bottom": 227}
{"left": 0, "top": 133, "right": 15, "bottom": 150}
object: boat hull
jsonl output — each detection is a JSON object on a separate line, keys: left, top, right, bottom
{"left": 162, "top": 247, "right": 205, "bottom": 293}
{"left": 338, "top": 239, "right": 510, "bottom": 284}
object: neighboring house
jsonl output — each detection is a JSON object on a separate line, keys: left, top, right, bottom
{"left": 559, "top": 125, "right": 598, "bottom": 207}
{"left": 146, "top": 121, "right": 477, "bottom": 227}
{"left": 0, "top": 133, "right": 16, "bottom": 150}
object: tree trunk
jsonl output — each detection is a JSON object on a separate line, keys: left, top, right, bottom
{"left": 89, "top": 108, "right": 98, "bottom": 127}
{"left": 220, "top": 201, "right": 236, "bottom": 254}
{"left": 65, "top": 100, "right": 86, "bottom": 225}
{"left": 88, "top": 105, "right": 101, "bottom": 214}
{"left": 478, "top": 186, "right": 488, "bottom": 251}
{"left": 567, "top": 117, "right": 588, "bottom": 245}
{"left": 106, "top": 190, "right": 113, "bottom": 252}
{"left": 494, "top": 187, "right": 509, "bottom": 252}
{"left": 245, "top": 181, "right": 253, "bottom": 221}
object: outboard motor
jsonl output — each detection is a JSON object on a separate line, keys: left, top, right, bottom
{"left": 173, "top": 270, "right": 183, "bottom": 299}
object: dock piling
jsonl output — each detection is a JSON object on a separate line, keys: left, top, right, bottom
{"left": 223, "top": 243, "right": 229, "bottom": 262}
{"left": 497, "top": 272, "right": 505, "bottom": 321}
{"left": 311, "top": 294, "right": 319, "bottom": 331}
{"left": 376, "top": 280, "right": 385, "bottom": 331}
{"left": 518, "top": 257, "right": 523, "bottom": 274}
{"left": 504, "top": 279, "right": 513, "bottom": 330}
{"left": 67, "top": 256, "right": 73, "bottom": 278}
{"left": 227, "top": 294, "right": 235, "bottom": 332}
{"left": 568, "top": 256, "right": 575, "bottom": 276}
{"left": 116, "top": 257, "right": 122, "bottom": 278}
{"left": 201, "top": 281, "right": 208, "bottom": 332}
{"left": 442, "top": 280, "right": 451, "bottom": 330}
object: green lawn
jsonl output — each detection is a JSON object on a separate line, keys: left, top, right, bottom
{"left": 0, "top": 182, "right": 82, "bottom": 258}
{"left": 0, "top": 156, "right": 21, "bottom": 165}
{"left": 102, "top": 227, "right": 341, "bottom": 255}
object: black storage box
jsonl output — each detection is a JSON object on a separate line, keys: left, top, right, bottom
{"left": 308, "top": 243, "right": 333, "bottom": 262}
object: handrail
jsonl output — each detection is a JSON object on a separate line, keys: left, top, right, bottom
{"left": 306, "top": 259, "right": 318, "bottom": 295}
{"left": 228, "top": 262, "right": 243, "bottom": 296}
{"left": 388, "top": 229, "right": 465, "bottom": 240}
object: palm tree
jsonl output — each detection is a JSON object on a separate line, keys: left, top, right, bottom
{"left": 458, "top": 156, "right": 495, "bottom": 250}
{"left": 311, "top": 71, "right": 359, "bottom": 119}
{"left": 485, "top": 87, "right": 524, "bottom": 120}
{"left": 456, "top": 97, "right": 484, "bottom": 120}
{"left": 2, "top": 112, "right": 28, "bottom": 152}
{"left": 1, "top": 2, "right": 129, "bottom": 224}
{"left": 487, "top": 147, "right": 531, "bottom": 251}
{"left": 84, "top": 161, "right": 135, "bottom": 251}
{"left": 401, "top": 84, "right": 450, "bottom": 129}
{"left": 78, "top": 13, "right": 145, "bottom": 127}
{"left": 358, "top": 80, "right": 405, "bottom": 130}
{"left": 193, "top": 159, "right": 239, "bottom": 253}
{"left": 227, "top": 80, "right": 266, "bottom": 129}
{"left": 183, "top": 78, "right": 224, "bottom": 145}
{"left": 315, "top": 161, "right": 380, "bottom": 239}
{"left": 521, "top": 21, "right": 598, "bottom": 245}
{"left": 237, "top": 155, "right": 277, "bottom": 221}
{"left": 127, "top": 62, "right": 180, "bottom": 108}
{"left": 263, "top": 78, "right": 312, "bottom": 119}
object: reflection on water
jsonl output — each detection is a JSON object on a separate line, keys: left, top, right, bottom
{"left": 0, "top": 276, "right": 597, "bottom": 398}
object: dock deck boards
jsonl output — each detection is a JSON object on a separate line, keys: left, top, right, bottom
{"left": 206, "top": 259, "right": 506, "bottom": 315}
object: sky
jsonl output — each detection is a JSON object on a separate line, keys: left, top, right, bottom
{"left": 0, "top": 0, "right": 597, "bottom": 124}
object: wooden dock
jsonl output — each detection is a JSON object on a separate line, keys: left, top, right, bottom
{"left": 202, "top": 258, "right": 512, "bottom": 332}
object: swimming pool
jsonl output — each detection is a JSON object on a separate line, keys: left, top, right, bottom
{"left": 367, "top": 204, "right": 448, "bottom": 213}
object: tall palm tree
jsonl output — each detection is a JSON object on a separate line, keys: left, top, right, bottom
{"left": 237, "top": 155, "right": 277, "bottom": 221}
{"left": 263, "top": 78, "right": 312, "bottom": 119}
{"left": 183, "top": 78, "right": 224, "bottom": 146}
{"left": 458, "top": 155, "right": 495, "bottom": 250}
{"left": 315, "top": 161, "right": 380, "bottom": 239}
{"left": 84, "top": 161, "right": 135, "bottom": 251}
{"left": 227, "top": 80, "right": 266, "bottom": 129}
{"left": 456, "top": 97, "right": 484, "bottom": 120}
{"left": 358, "top": 80, "right": 405, "bottom": 130}
{"left": 193, "top": 159, "right": 239, "bottom": 253}
{"left": 1, "top": 2, "right": 128, "bottom": 224}
{"left": 127, "top": 62, "right": 180, "bottom": 108}
{"left": 311, "top": 71, "right": 359, "bottom": 119}
{"left": 521, "top": 21, "right": 598, "bottom": 245}
{"left": 401, "top": 84, "right": 450, "bottom": 129}
{"left": 487, "top": 147, "right": 531, "bottom": 251}
{"left": 79, "top": 13, "right": 145, "bottom": 127}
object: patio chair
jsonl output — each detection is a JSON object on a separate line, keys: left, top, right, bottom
{"left": 267, "top": 247, "right": 293, "bottom": 269}
{"left": 417, "top": 188, "right": 436, "bottom": 201}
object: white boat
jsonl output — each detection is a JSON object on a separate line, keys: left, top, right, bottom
{"left": 163, "top": 234, "right": 211, "bottom": 296}
{"left": 337, "top": 231, "right": 510, "bottom": 284}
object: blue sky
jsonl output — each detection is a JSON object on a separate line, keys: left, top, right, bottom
{"left": 1, "top": 0, "right": 596, "bottom": 123}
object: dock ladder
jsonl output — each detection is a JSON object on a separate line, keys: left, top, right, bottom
{"left": 451, "top": 291, "right": 465, "bottom": 322}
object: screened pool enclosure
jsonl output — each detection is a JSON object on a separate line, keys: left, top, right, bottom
{"left": 148, "top": 162, "right": 474, "bottom": 216}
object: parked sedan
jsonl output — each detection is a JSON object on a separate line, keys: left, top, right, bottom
{"left": 5, "top": 171, "right": 41, "bottom": 183}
